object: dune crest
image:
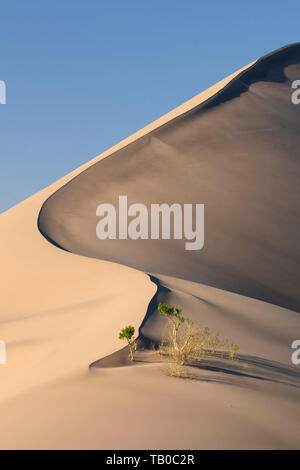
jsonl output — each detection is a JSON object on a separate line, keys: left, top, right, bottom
{"left": 0, "top": 44, "right": 300, "bottom": 449}
{"left": 39, "top": 43, "right": 300, "bottom": 313}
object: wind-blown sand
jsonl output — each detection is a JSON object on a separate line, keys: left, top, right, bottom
{"left": 0, "top": 44, "right": 299, "bottom": 449}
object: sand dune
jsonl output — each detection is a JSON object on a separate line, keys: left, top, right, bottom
{"left": 0, "top": 44, "right": 299, "bottom": 449}
{"left": 39, "top": 43, "right": 300, "bottom": 313}
{"left": 0, "top": 153, "right": 155, "bottom": 403}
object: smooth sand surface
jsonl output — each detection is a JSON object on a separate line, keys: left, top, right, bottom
{"left": 0, "top": 44, "right": 299, "bottom": 449}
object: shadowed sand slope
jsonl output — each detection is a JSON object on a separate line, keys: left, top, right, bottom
{"left": 39, "top": 43, "right": 300, "bottom": 313}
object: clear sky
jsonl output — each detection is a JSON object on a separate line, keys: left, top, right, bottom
{"left": 0, "top": 0, "right": 299, "bottom": 212}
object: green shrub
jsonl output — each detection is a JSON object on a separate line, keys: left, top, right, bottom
{"left": 158, "top": 302, "right": 239, "bottom": 370}
{"left": 119, "top": 325, "right": 136, "bottom": 361}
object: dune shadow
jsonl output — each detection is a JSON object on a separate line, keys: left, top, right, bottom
{"left": 90, "top": 344, "right": 300, "bottom": 390}
{"left": 91, "top": 273, "right": 300, "bottom": 391}
{"left": 174, "top": 353, "right": 300, "bottom": 389}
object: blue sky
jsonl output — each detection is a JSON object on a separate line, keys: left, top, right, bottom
{"left": 0, "top": 0, "right": 299, "bottom": 212}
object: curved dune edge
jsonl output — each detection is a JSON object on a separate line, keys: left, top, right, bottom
{"left": 91, "top": 272, "right": 300, "bottom": 369}
{"left": 38, "top": 41, "right": 300, "bottom": 313}
{"left": 0, "top": 45, "right": 258, "bottom": 401}
{"left": 0, "top": 44, "right": 299, "bottom": 449}
{"left": 0, "top": 198, "right": 156, "bottom": 403}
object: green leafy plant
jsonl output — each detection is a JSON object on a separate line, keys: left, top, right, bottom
{"left": 158, "top": 303, "right": 185, "bottom": 363}
{"left": 119, "top": 325, "right": 136, "bottom": 361}
{"left": 158, "top": 302, "right": 239, "bottom": 374}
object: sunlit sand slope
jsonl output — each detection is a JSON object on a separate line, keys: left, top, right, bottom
{"left": 0, "top": 157, "right": 155, "bottom": 403}
{"left": 0, "top": 282, "right": 299, "bottom": 450}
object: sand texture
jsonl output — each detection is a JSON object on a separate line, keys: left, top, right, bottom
{"left": 0, "top": 44, "right": 299, "bottom": 449}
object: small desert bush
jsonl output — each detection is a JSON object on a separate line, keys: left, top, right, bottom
{"left": 158, "top": 302, "right": 239, "bottom": 372}
{"left": 119, "top": 325, "right": 136, "bottom": 361}
{"left": 166, "top": 363, "right": 187, "bottom": 377}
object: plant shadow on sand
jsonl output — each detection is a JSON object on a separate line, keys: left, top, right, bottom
{"left": 91, "top": 273, "right": 300, "bottom": 389}
{"left": 173, "top": 354, "right": 300, "bottom": 388}
{"left": 90, "top": 346, "right": 300, "bottom": 389}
